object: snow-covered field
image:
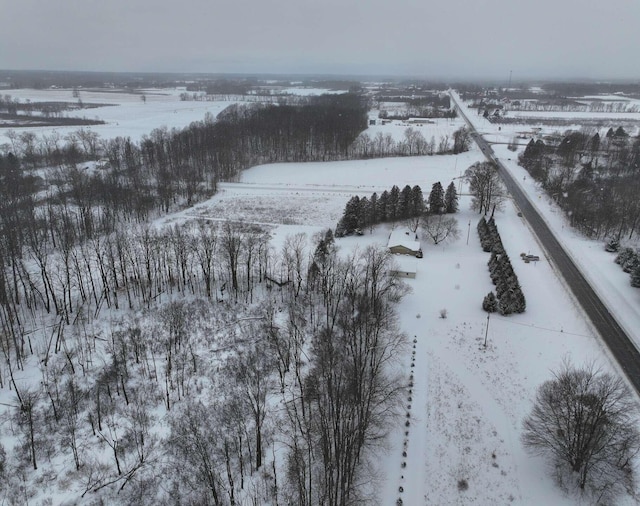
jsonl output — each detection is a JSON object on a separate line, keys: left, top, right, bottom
{"left": 366, "top": 112, "right": 467, "bottom": 143}
{"left": 2, "top": 85, "right": 639, "bottom": 504}
{"left": 160, "top": 145, "right": 637, "bottom": 504}
{"left": 1, "top": 87, "right": 242, "bottom": 142}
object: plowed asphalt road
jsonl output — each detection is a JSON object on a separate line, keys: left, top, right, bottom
{"left": 451, "top": 92, "right": 640, "bottom": 393}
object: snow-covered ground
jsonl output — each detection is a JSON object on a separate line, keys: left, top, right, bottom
{"left": 1, "top": 87, "right": 242, "bottom": 142}
{"left": 160, "top": 145, "right": 636, "bottom": 504}
{"left": 456, "top": 93, "right": 640, "bottom": 355}
{"left": 366, "top": 111, "right": 467, "bottom": 143}
{"left": 2, "top": 86, "right": 639, "bottom": 504}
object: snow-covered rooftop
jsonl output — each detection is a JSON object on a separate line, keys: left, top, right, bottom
{"left": 388, "top": 228, "right": 421, "bottom": 252}
{"left": 391, "top": 255, "right": 418, "bottom": 274}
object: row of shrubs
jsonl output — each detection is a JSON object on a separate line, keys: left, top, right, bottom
{"left": 614, "top": 247, "right": 640, "bottom": 287}
{"left": 478, "top": 217, "right": 526, "bottom": 315}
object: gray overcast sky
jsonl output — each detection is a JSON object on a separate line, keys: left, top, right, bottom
{"left": 1, "top": 0, "right": 639, "bottom": 79}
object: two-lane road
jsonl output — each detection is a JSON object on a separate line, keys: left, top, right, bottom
{"left": 451, "top": 92, "right": 640, "bottom": 392}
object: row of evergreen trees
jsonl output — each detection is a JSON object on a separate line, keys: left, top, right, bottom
{"left": 335, "top": 184, "right": 425, "bottom": 236}
{"left": 428, "top": 181, "right": 459, "bottom": 214}
{"left": 614, "top": 247, "right": 640, "bottom": 287}
{"left": 334, "top": 181, "right": 459, "bottom": 237}
{"left": 478, "top": 217, "right": 526, "bottom": 315}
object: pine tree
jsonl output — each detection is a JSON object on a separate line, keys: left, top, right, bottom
{"left": 482, "top": 292, "right": 498, "bottom": 313}
{"left": 631, "top": 263, "right": 640, "bottom": 288}
{"left": 444, "top": 182, "right": 458, "bottom": 213}
{"left": 388, "top": 185, "right": 400, "bottom": 221}
{"left": 358, "top": 196, "right": 370, "bottom": 231}
{"left": 410, "top": 185, "right": 425, "bottom": 217}
{"left": 622, "top": 251, "right": 639, "bottom": 273}
{"left": 615, "top": 247, "right": 635, "bottom": 266}
{"left": 499, "top": 289, "right": 515, "bottom": 315}
{"left": 614, "top": 126, "right": 628, "bottom": 138}
{"left": 339, "top": 196, "right": 362, "bottom": 234}
{"left": 428, "top": 181, "right": 445, "bottom": 214}
{"left": 398, "top": 185, "right": 412, "bottom": 220}
{"left": 377, "top": 190, "right": 389, "bottom": 222}
{"left": 369, "top": 192, "right": 378, "bottom": 225}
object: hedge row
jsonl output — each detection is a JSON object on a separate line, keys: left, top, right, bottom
{"left": 478, "top": 217, "right": 526, "bottom": 315}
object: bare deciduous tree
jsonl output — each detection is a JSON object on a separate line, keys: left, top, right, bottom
{"left": 420, "top": 214, "right": 460, "bottom": 245}
{"left": 465, "top": 161, "right": 506, "bottom": 215}
{"left": 522, "top": 361, "right": 640, "bottom": 501}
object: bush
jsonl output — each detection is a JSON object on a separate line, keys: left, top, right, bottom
{"left": 482, "top": 292, "right": 498, "bottom": 313}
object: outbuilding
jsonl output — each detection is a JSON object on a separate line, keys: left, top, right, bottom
{"left": 390, "top": 255, "right": 417, "bottom": 279}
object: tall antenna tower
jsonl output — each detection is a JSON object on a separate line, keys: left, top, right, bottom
{"left": 508, "top": 70, "right": 512, "bottom": 89}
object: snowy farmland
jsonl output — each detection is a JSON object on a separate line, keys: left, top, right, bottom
{"left": 1, "top": 86, "right": 640, "bottom": 504}
{"left": 1, "top": 87, "right": 244, "bottom": 142}
{"left": 159, "top": 147, "right": 639, "bottom": 505}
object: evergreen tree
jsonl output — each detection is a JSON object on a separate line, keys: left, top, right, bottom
{"left": 337, "top": 195, "right": 363, "bottom": 235}
{"left": 369, "top": 192, "right": 378, "bottom": 227}
{"left": 377, "top": 190, "right": 389, "bottom": 222}
{"left": 622, "top": 251, "right": 639, "bottom": 273}
{"left": 522, "top": 139, "right": 536, "bottom": 160}
{"left": 444, "top": 181, "right": 458, "bottom": 213}
{"left": 358, "top": 196, "right": 370, "bottom": 231}
{"left": 410, "top": 185, "right": 425, "bottom": 217}
{"left": 482, "top": 292, "right": 498, "bottom": 313}
{"left": 590, "top": 133, "right": 600, "bottom": 154}
{"left": 631, "top": 264, "right": 640, "bottom": 288}
{"left": 614, "top": 126, "right": 628, "bottom": 138}
{"left": 615, "top": 247, "right": 635, "bottom": 266}
{"left": 398, "top": 185, "right": 412, "bottom": 220}
{"left": 388, "top": 185, "right": 400, "bottom": 221}
{"left": 428, "top": 181, "right": 445, "bottom": 214}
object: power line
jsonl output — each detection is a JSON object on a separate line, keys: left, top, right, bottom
{"left": 490, "top": 314, "right": 594, "bottom": 338}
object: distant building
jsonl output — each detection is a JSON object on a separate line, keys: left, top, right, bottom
{"left": 388, "top": 229, "right": 422, "bottom": 257}
{"left": 406, "top": 118, "right": 434, "bottom": 125}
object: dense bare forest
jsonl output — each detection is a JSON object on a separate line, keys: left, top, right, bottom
{"left": 518, "top": 127, "right": 640, "bottom": 240}
{"left": 0, "top": 92, "right": 419, "bottom": 504}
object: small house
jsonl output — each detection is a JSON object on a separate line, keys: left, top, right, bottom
{"left": 388, "top": 229, "right": 422, "bottom": 257}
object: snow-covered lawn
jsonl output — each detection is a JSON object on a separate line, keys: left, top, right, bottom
{"left": 165, "top": 148, "right": 635, "bottom": 504}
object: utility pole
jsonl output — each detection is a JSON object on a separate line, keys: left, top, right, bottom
{"left": 483, "top": 312, "right": 490, "bottom": 348}
{"left": 466, "top": 220, "right": 471, "bottom": 245}
{"left": 508, "top": 70, "right": 512, "bottom": 90}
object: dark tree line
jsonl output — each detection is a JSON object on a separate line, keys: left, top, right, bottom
{"left": 478, "top": 217, "right": 526, "bottom": 315}
{"left": 519, "top": 127, "right": 640, "bottom": 240}
{"left": 335, "top": 184, "right": 426, "bottom": 236}
{"left": 335, "top": 180, "right": 459, "bottom": 237}
{"left": 0, "top": 95, "right": 368, "bottom": 275}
